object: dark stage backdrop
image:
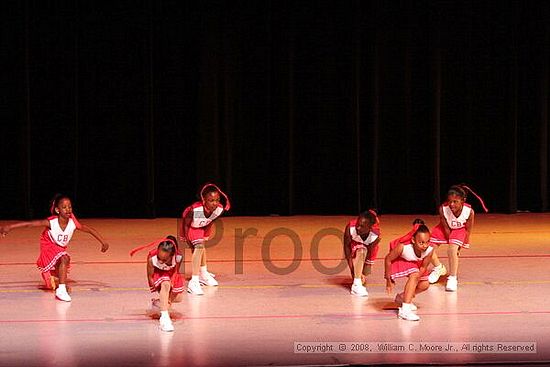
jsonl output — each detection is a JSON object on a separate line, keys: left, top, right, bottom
{"left": 1, "top": 1, "right": 549, "bottom": 219}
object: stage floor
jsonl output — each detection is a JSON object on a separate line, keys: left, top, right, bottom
{"left": 1, "top": 214, "right": 549, "bottom": 366}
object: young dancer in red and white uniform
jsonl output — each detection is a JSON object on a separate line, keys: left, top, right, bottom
{"left": 130, "top": 236, "right": 184, "bottom": 332}
{"left": 343, "top": 210, "right": 381, "bottom": 297}
{"left": 180, "top": 183, "right": 230, "bottom": 295}
{"left": 427, "top": 184, "right": 488, "bottom": 291}
{"left": 385, "top": 219, "right": 433, "bottom": 321}
{"left": 0, "top": 194, "right": 109, "bottom": 301}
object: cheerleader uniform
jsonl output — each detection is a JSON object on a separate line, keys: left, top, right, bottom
{"left": 181, "top": 202, "right": 225, "bottom": 247}
{"left": 149, "top": 248, "right": 185, "bottom": 294}
{"left": 430, "top": 203, "right": 473, "bottom": 248}
{"left": 37, "top": 215, "right": 81, "bottom": 287}
{"left": 348, "top": 218, "right": 380, "bottom": 265}
{"left": 390, "top": 240, "right": 432, "bottom": 321}
{"left": 389, "top": 242, "right": 433, "bottom": 281}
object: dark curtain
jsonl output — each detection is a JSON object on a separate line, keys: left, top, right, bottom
{"left": 1, "top": 0, "right": 549, "bottom": 218}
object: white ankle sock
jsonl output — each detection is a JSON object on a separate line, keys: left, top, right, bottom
{"left": 353, "top": 278, "right": 362, "bottom": 286}
{"left": 58, "top": 284, "right": 67, "bottom": 291}
{"left": 402, "top": 303, "right": 412, "bottom": 312}
{"left": 191, "top": 275, "right": 199, "bottom": 282}
{"left": 200, "top": 266, "right": 208, "bottom": 275}
{"left": 160, "top": 310, "right": 169, "bottom": 318}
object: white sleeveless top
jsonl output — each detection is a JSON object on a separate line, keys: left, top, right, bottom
{"left": 442, "top": 203, "right": 472, "bottom": 229}
{"left": 350, "top": 226, "right": 379, "bottom": 246}
{"left": 400, "top": 244, "right": 433, "bottom": 262}
{"left": 47, "top": 217, "right": 78, "bottom": 247}
{"left": 190, "top": 205, "right": 224, "bottom": 228}
{"left": 151, "top": 254, "right": 183, "bottom": 271}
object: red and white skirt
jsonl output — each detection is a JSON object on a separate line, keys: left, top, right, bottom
{"left": 430, "top": 223, "right": 470, "bottom": 249}
{"left": 186, "top": 225, "right": 213, "bottom": 248}
{"left": 150, "top": 270, "right": 185, "bottom": 294}
{"left": 36, "top": 239, "right": 69, "bottom": 273}
{"left": 390, "top": 259, "right": 429, "bottom": 281}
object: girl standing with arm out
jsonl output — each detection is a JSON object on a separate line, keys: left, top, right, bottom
{"left": 0, "top": 194, "right": 109, "bottom": 302}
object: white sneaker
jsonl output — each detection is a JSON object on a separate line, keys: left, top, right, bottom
{"left": 394, "top": 293, "right": 417, "bottom": 311}
{"left": 446, "top": 276, "right": 458, "bottom": 292}
{"left": 199, "top": 273, "right": 218, "bottom": 286}
{"left": 159, "top": 315, "right": 174, "bottom": 332}
{"left": 55, "top": 287, "right": 72, "bottom": 302}
{"left": 428, "top": 264, "right": 447, "bottom": 284}
{"left": 398, "top": 307, "right": 420, "bottom": 321}
{"left": 351, "top": 284, "right": 368, "bottom": 297}
{"left": 187, "top": 279, "right": 204, "bottom": 295}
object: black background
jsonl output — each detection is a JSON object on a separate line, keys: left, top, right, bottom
{"left": 1, "top": 1, "right": 549, "bottom": 218}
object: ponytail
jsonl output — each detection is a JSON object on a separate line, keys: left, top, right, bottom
{"left": 449, "top": 184, "right": 489, "bottom": 213}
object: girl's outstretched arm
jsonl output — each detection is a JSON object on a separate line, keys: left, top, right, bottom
{"left": 364, "top": 237, "right": 381, "bottom": 275}
{"left": 0, "top": 219, "right": 50, "bottom": 237}
{"left": 79, "top": 224, "right": 109, "bottom": 252}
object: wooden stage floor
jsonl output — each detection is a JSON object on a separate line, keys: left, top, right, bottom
{"left": 1, "top": 214, "right": 549, "bottom": 366}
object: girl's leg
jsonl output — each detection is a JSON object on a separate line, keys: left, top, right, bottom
{"left": 428, "top": 248, "right": 447, "bottom": 284}
{"left": 398, "top": 273, "right": 421, "bottom": 321}
{"left": 158, "top": 283, "right": 175, "bottom": 331}
{"left": 415, "top": 280, "right": 430, "bottom": 296}
{"left": 446, "top": 244, "right": 460, "bottom": 291}
{"left": 57, "top": 255, "right": 70, "bottom": 284}
{"left": 51, "top": 268, "right": 60, "bottom": 289}
{"left": 201, "top": 248, "right": 207, "bottom": 267}
{"left": 361, "top": 265, "right": 371, "bottom": 284}
{"left": 170, "top": 292, "right": 183, "bottom": 304}
{"left": 159, "top": 282, "right": 171, "bottom": 311}
{"left": 353, "top": 249, "right": 366, "bottom": 279}
{"left": 191, "top": 246, "right": 205, "bottom": 277}
{"left": 198, "top": 247, "right": 218, "bottom": 286}
{"left": 447, "top": 244, "right": 460, "bottom": 277}
{"left": 55, "top": 255, "right": 71, "bottom": 301}
{"left": 397, "top": 279, "right": 429, "bottom": 311}
{"left": 402, "top": 273, "right": 420, "bottom": 303}
{"left": 351, "top": 249, "right": 368, "bottom": 296}
{"left": 188, "top": 246, "right": 206, "bottom": 294}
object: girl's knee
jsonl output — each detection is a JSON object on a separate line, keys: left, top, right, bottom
{"left": 417, "top": 280, "right": 430, "bottom": 290}
{"left": 59, "top": 255, "right": 70, "bottom": 264}
{"left": 160, "top": 281, "right": 171, "bottom": 291}
{"left": 447, "top": 245, "right": 459, "bottom": 255}
{"left": 171, "top": 293, "right": 183, "bottom": 303}
{"left": 362, "top": 264, "right": 372, "bottom": 276}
